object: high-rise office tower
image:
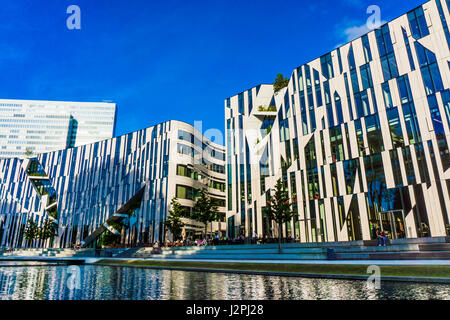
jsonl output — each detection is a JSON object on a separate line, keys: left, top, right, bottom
{"left": 0, "top": 99, "right": 117, "bottom": 158}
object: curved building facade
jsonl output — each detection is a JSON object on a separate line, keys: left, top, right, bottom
{"left": 0, "top": 120, "right": 225, "bottom": 248}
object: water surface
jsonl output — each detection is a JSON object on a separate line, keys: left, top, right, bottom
{"left": 0, "top": 263, "right": 448, "bottom": 300}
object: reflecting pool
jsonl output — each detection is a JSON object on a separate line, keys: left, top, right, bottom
{"left": 0, "top": 263, "right": 449, "bottom": 300}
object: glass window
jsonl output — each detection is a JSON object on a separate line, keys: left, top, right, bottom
{"left": 388, "top": 53, "right": 399, "bottom": 78}
{"left": 334, "top": 92, "right": 344, "bottom": 125}
{"left": 178, "top": 130, "right": 194, "bottom": 143}
{"left": 420, "top": 63, "right": 444, "bottom": 95}
{"left": 323, "top": 81, "right": 331, "bottom": 104}
{"left": 428, "top": 94, "right": 445, "bottom": 136}
{"left": 279, "top": 118, "right": 290, "bottom": 142}
{"left": 408, "top": 6, "right": 430, "bottom": 40}
{"left": 330, "top": 125, "right": 344, "bottom": 162}
{"left": 344, "top": 73, "right": 354, "bottom": 121}
{"left": 402, "top": 146, "right": 417, "bottom": 185}
{"left": 436, "top": 0, "right": 450, "bottom": 50}
{"left": 176, "top": 185, "right": 189, "bottom": 200}
{"left": 177, "top": 164, "right": 188, "bottom": 177}
{"left": 248, "top": 90, "right": 253, "bottom": 114}
{"left": 177, "top": 143, "right": 197, "bottom": 157}
{"left": 371, "top": 89, "right": 378, "bottom": 114}
{"left": 376, "top": 29, "right": 386, "bottom": 57}
{"left": 327, "top": 103, "right": 334, "bottom": 128}
{"left": 365, "top": 114, "right": 384, "bottom": 153}
{"left": 381, "top": 53, "right": 399, "bottom": 81}
{"left": 293, "top": 138, "right": 299, "bottom": 161}
{"left": 390, "top": 150, "right": 403, "bottom": 187}
{"left": 362, "top": 35, "right": 372, "bottom": 63}
{"left": 386, "top": 107, "right": 404, "bottom": 148}
{"left": 343, "top": 159, "right": 360, "bottom": 195}
{"left": 337, "top": 48, "right": 343, "bottom": 74}
{"left": 402, "top": 102, "right": 422, "bottom": 144}
{"left": 320, "top": 53, "right": 334, "bottom": 79}
{"left": 397, "top": 75, "right": 413, "bottom": 104}
{"left": 238, "top": 93, "right": 244, "bottom": 114}
{"left": 364, "top": 153, "right": 387, "bottom": 213}
{"left": 430, "top": 63, "right": 444, "bottom": 92}
{"left": 309, "top": 109, "right": 316, "bottom": 132}
{"left": 360, "top": 64, "right": 373, "bottom": 89}
{"left": 314, "top": 69, "right": 323, "bottom": 106}
{"left": 422, "top": 67, "right": 435, "bottom": 95}
{"left": 441, "top": 89, "right": 450, "bottom": 128}
{"left": 377, "top": 24, "right": 397, "bottom": 81}
{"left": 414, "top": 42, "right": 437, "bottom": 68}
{"left": 305, "top": 65, "right": 312, "bottom": 88}
{"left": 402, "top": 28, "right": 415, "bottom": 71}
{"left": 301, "top": 110, "right": 308, "bottom": 135}
{"left": 355, "top": 90, "right": 370, "bottom": 118}
{"left": 355, "top": 119, "right": 365, "bottom": 156}
{"left": 297, "top": 67, "right": 304, "bottom": 92}
{"left": 380, "top": 56, "right": 391, "bottom": 81}
{"left": 350, "top": 69, "right": 359, "bottom": 94}
{"left": 376, "top": 24, "right": 394, "bottom": 57}
{"left": 348, "top": 45, "right": 356, "bottom": 70}
{"left": 382, "top": 82, "right": 393, "bottom": 109}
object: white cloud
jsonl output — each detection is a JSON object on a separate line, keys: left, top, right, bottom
{"left": 339, "top": 19, "right": 387, "bottom": 43}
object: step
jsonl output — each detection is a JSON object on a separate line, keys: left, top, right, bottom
{"left": 333, "top": 244, "right": 422, "bottom": 253}
{"left": 335, "top": 251, "right": 450, "bottom": 260}
{"left": 419, "top": 243, "right": 450, "bottom": 251}
{"left": 363, "top": 239, "right": 392, "bottom": 246}
{"left": 161, "top": 247, "right": 327, "bottom": 255}
{"left": 390, "top": 236, "right": 449, "bottom": 245}
{"left": 133, "top": 253, "right": 328, "bottom": 260}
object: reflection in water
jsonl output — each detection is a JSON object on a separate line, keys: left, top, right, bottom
{"left": 0, "top": 264, "right": 449, "bottom": 300}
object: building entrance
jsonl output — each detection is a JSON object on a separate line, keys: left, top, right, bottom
{"left": 379, "top": 210, "right": 406, "bottom": 239}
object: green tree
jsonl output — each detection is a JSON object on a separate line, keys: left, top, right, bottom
{"left": 101, "top": 221, "right": 123, "bottom": 247}
{"left": 24, "top": 148, "right": 34, "bottom": 158}
{"left": 273, "top": 73, "right": 289, "bottom": 94}
{"left": 165, "top": 198, "right": 186, "bottom": 241}
{"left": 39, "top": 219, "right": 58, "bottom": 247}
{"left": 266, "top": 178, "right": 295, "bottom": 253}
{"left": 101, "top": 230, "right": 120, "bottom": 247}
{"left": 24, "top": 219, "right": 40, "bottom": 247}
{"left": 192, "top": 188, "right": 219, "bottom": 239}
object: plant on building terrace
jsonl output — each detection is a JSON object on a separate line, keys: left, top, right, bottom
{"left": 273, "top": 73, "right": 289, "bottom": 94}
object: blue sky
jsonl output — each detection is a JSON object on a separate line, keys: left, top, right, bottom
{"left": 0, "top": 0, "right": 426, "bottom": 137}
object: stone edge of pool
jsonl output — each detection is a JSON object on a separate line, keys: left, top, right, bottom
{"left": 88, "top": 258, "right": 450, "bottom": 284}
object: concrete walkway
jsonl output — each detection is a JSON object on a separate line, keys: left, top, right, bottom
{"left": 85, "top": 257, "right": 450, "bottom": 266}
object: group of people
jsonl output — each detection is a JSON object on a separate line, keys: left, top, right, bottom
{"left": 164, "top": 236, "right": 223, "bottom": 248}
{"left": 163, "top": 235, "right": 254, "bottom": 248}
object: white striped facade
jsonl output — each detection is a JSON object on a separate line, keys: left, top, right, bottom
{"left": 0, "top": 120, "right": 225, "bottom": 248}
{"left": 225, "top": 0, "right": 450, "bottom": 242}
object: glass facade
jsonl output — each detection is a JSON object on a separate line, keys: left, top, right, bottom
{"left": 0, "top": 99, "right": 116, "bottom": 158}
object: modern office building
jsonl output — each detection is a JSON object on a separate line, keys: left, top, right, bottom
{"left": 226, "top": 0, "right": 450, "bottom": 242}
{"left": 0, "top": 120, "right": 226, "bottom": 248}
{"left": 0, "top": 99, "right": 117, "bottom": 158}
